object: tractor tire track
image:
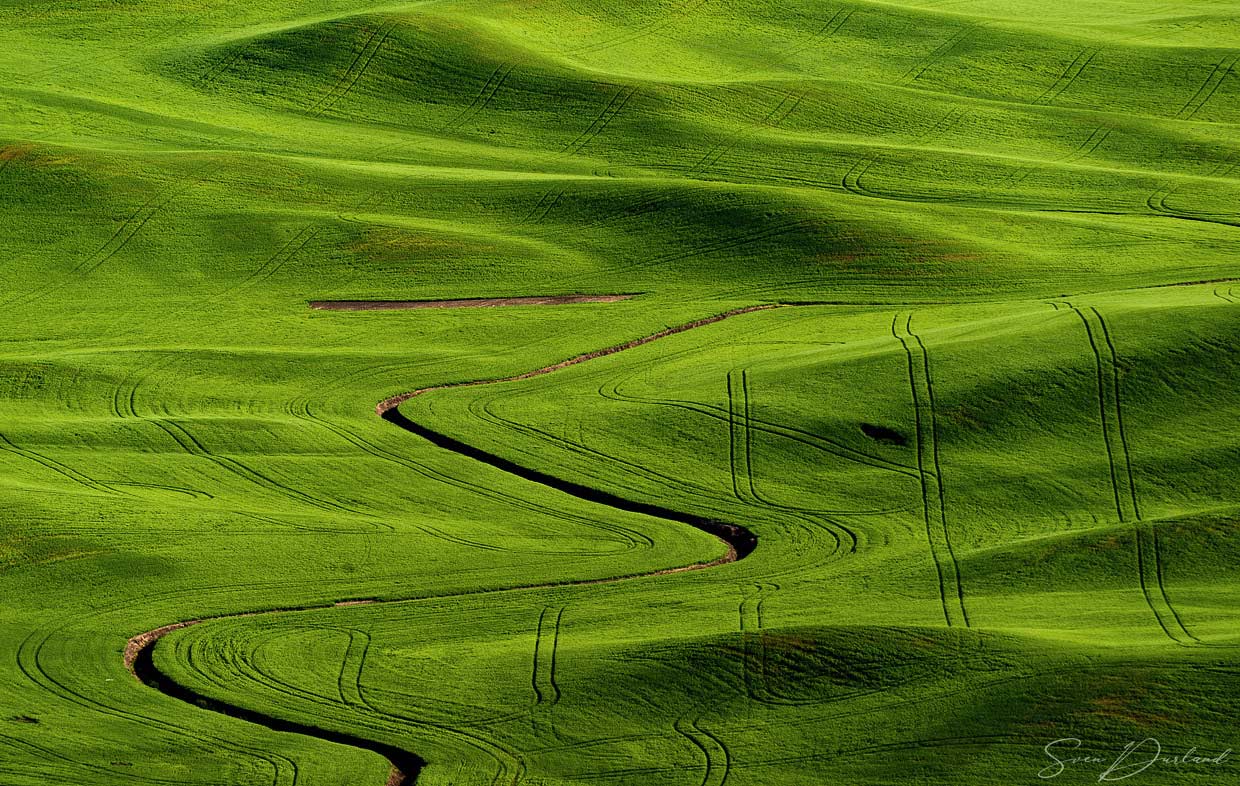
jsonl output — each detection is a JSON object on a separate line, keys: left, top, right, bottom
{"left": 1036, "top": 48, "right": 1101, "bottom": 105}
{"left": 195, "top": 47, "right": 248, "bottom": 88}
{"left": 615, "top": 372, "right": 918, "bottom": 480}
{"left": 727, "top": 369, "right": 863, "bottom": 553}
{"left": 892, "top": 313, "right": 968, "bottom": 628}
{"left": 900, "top": 26, "right": 974, "bottom": 84}
{"left": 568, "top": 0, "right": 712, "bottom": 57}
{"left": 1062, "top": 303, "right": 1212, "bottom": 647}
{"left": 675, "top": 717, "right": 731, "bottom": 786}
{"left": 521, "top": 189, "right": 565, "bottom": 225}
{"left": 3, "top": 165, "right": 217, "bottom": 311}
{"left": 841, "top": 156, "right": 965, "bottom": 204}
{"left": 213, "top": 225, "right": 321, "bottom": 303}
{"left": 0, "top": 433, "right": 120, "bottom": 496}
{"left": 1065, "top": 304, "right": 1137, "bottom": 523}
{"left": 782, "top": 6, "right": 854, "bottom": 61}
{"left": 310, "top": 20, "right": 397, "bottom": 116}
{"left": 1008, "top": 126, "right": 1113, "bottom": 185}
{"left": 1062, "top": 126, "right": 1113, "bottom": 164}
{"left": 739, "top": 582, "right": 782, "bottom": 705}
{"left": 1091, "top": 308, "right": 1141, "bottom": 520}
{"left": 1146, "top": 182, "right": 1240, "bottom": 229}
{"left": 290, "top": 398, "right": 648, "bottom": 550}
{"left": 471, "top": 388, "right": 711, "bottom": 532}
{"left": 19, "top": 621, "right": 305, "bottom": 786}
{"left": 1177, "top": 54, "right": 1238, "bottom": 120}
{"left": 151, "top": 416, "right": 366, "bottom": 518}
{"left": 338, "top": 629, "right": 371, "bottom": 709}
{"left": 531, "top": 606, "right": 565, "bottom": 739}
{"left": 689, "top": 89, "right": 804, "bottom": 176}
{"left": 375, "top": 304, "right": 780, "bottom": 414}
{"left": 443, "top": 64, "right": 516, "bottom": 132}
{"left": 608, "top": 217, "right": 822, "bottom": 279}
{"left": 562, "top": 86, "right": 638, "bottom": 156}
{"left": 114, "top": 355, "right": 372, "bottom": 519}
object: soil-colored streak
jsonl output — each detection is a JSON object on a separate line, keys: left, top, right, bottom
{"left": 309, "top": 295, "right": 636, "bottom": 310}
{"left": 376, "top": 304, "right": 781, "bottom": 414}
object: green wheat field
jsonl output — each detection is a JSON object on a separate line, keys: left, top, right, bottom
{"left": 2, "top": 0, "right": 1239, "bottom": 784}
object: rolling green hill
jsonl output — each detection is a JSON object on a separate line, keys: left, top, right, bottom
{"left": 1, "top": 1, "right": 1238, "bottom": 784}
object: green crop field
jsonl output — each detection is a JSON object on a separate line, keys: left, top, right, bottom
{"left": 2, "top": 0, "right": 1239, "bottom": 784}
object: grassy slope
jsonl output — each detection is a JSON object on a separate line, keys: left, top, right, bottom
{"left": 0, "top": 0, "right": 1238, "bottom": 784}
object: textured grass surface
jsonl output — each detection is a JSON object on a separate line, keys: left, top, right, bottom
{"left": 1, "top": 0, "right": 1239, "bottom": 784}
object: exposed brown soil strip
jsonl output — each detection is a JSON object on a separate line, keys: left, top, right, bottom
{"left": 377, "top": 303, "right": 781, "bottom": 415}
{"left": 128, "top": 304, "right": 779, "bottom": 786}
{"left": 123, "top": 621, "right": 200, "bottom": 672}
{"left": 310, "top": 294, "right": 636, "bottom": 310}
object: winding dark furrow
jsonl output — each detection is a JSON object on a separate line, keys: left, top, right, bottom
{"left": 126, "top": 306, "right": 774, "bottom": 784}
{"left": 130, "top": 636, "right": 423, "bottom": 785}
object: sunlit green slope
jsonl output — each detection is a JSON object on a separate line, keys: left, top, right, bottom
{"left": 0, "top": 0, "right": 1238, "bottom": 784}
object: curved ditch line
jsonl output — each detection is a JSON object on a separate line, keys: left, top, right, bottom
{"left": 129, "top": 630, "right": 420, "bottom": 785}
{"left": 126, "top": 306, "right": 784, "bottom": 784}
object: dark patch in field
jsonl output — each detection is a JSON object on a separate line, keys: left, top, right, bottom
{"left": 8, "top": 715, "right": 38, "bottom": 724}
{"left": 860, "top": 422, "right": 907, "bottom": 445}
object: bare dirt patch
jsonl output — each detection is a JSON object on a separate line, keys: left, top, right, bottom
{"left": 310, "top": 294, "right": 636, "bottom": 310}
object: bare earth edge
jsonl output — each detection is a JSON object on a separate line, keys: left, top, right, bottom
{"left": 125, "top": 304, "right": 781, "bottom": 786}
{"left": 309, "top": 294, "right": 637, "bottom": 310}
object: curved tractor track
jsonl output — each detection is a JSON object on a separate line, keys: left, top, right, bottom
{"left": 125, "top": 305, "right": 783, "bottom": 785}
